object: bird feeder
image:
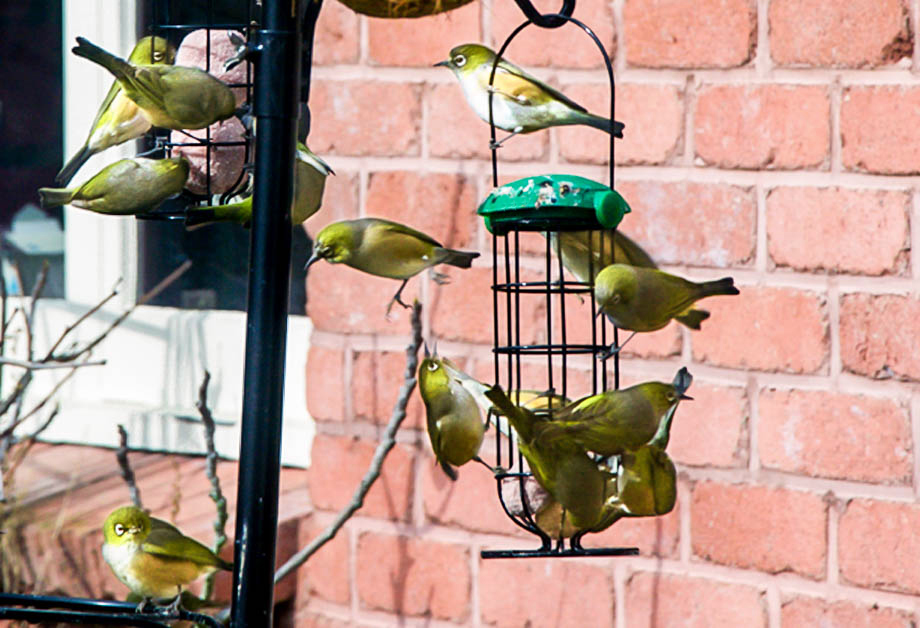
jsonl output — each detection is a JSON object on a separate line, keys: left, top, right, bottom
{"left": 477, "top": 2, "right": 642, "bottom": 558}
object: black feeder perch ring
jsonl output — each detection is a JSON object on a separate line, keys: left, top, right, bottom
{"left": 478, "top": 8, "right": 639, "bottom": 559}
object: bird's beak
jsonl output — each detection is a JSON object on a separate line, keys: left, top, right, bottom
{"left": 304, "top": 251, "right": 322, "bottom": 272}
{"left": 595, "top": 307, "right": 604, "bottom": 319}
{"left": 433, "top": 60, "right": 450, "bottom": 68}
{"left": 680, "top": 393, "right": 693, "bottom": 401}
{"left": 423, "top": 342, "right": 430, "bottom": 358}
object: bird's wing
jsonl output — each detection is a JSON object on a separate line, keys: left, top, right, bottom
{"left": 370, "top": 219, "right": 443, "bottom": 248}
{"left": 143, "top": 519, "right": 227, "bottom": 569}
{"left": 88, "top": 80, "right": 124, "bottom": 135}
{"left": 492, "top": 59, "right": 588, "bottom": 113}
{"left": 645, "top": 271, "right": 705, "bottom": 318}
{"left": 78, "top": 160, "right": 140, "bottom": 200}
{"left": 125, "top": 66, "right": 169, "bottom": 113}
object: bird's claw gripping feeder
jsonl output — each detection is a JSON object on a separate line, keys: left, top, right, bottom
{"left": 477, "top": 0, "right": 645, "bottom": 558}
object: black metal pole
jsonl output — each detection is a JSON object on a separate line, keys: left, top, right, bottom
{"left": 230, "top": 0, "right": 302, "bottom": 625}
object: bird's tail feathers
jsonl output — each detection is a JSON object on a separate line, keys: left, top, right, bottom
{"left": 675, "top": 308, "right": 710, "bottom": 330}
{"left": 38, "top": 187, "right": 74, "bottom": 210}
{"left": 580, "top": 113, "right": 625, "bottom": 139}
{"left": 696, "top": 277, "right": 740, "bottom": 299}
{"left": 72, "top": 37, "right": 134, "bottom": 81}
{"left": 439, "top": 248, "right": 480, "bottom": 269}
{"left": 439, "top": 459, "right": 459, "bottom": 481}
{"left": 55, "top": 145, "right": 94, "bottom": 186}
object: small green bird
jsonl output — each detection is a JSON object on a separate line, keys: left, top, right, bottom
{"left": 486, "top": 385, "right": 612, "bottom": 531}
{"left": 536, "top": 367, "right": 693, "bottom": 457}
{"left": 39, "top": 157, "right": 189, "bottom": 215}
{"left": 305, "top": 218, "right": 480, "bottom": 313}
{"left": 101, "top": 506, "right": 231, "bottom": 606}
{"left": 594, "top": 264, "right": 739, "bottom": 347}
{"left": 56, "top": 36, "right": 176, "bottom": 186}
{"left": 594, "top": 402, "right": 680, "bottom": 531}
{"left": 185, "top": 143, "right": 334, "bottom": 228}
{"left": 435, "top": 43, "right": 624, "bottom": 148}
{"left": 71, "top": 36, "right": 237, "bottom": 131}
{"left": 418, "top": 346, "right": 486, "bottom": 480}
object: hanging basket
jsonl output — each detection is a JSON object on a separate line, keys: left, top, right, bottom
{"left": 335, "top": 0, "right": 475, "bottom": 19}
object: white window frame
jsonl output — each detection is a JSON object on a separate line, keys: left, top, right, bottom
{"left": 22, "top": 0, "right": 314, "bottom": 468}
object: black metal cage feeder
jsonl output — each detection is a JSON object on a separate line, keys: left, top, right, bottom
{"left": 478, "top": 5, "right": 643, "bottom": 559}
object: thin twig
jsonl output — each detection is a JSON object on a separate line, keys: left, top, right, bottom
{"left": 3, "top": 404, "right": 60, "bottom": 496}
{"left": 1, "top": 258, "right": 8, "bottom": 396}
{"left": 0, "top": 357, "right": 106, "bottom": 370}
{"left": 42, "top": 283, "right": 120, "bottom": 360}
{"left": 26, "top": 262, "right": 50, "bottom": 358}
{"left": 51, "top": 261, "right": 192, "bottom": 363}
{"left": 197, "top": 370, "right": 228, "bottom": 601}
{"left": 0, "top": 367, "right": 77, "bottom": 439}
{"left": 273, "top": 301, "right": 423, "bottom": 585}
{"left": 116, "top": 425, "right": 142, "bottom": 508}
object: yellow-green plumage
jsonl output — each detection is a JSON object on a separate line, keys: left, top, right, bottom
{"left": 186, "top": 143, "right": 333, "bottom": 228}
{"left": 72, "top": 37, "right": 236, "bottom": 131}
{"left": 39, "top": 157, "right": 189, "bottom": 215}
{"left": 435, "top": 44, "right": 624, "bottom": 140}
{"left": 486, "top": 386, "right": 612, "bottom": 530}
{"left": 418, "top": 351, "right": 485, "bottom": 480}
{"left": 56, "top": 36, "right": 176, "bottom": 186}
{"left": 595, "top": 263, "right": 739, "bottom": 332}
{"left": 536, "top": 379, "right": 689, "bottom": 457}
{"left": 101, "top": 506, "right": 230, "bottom": 601}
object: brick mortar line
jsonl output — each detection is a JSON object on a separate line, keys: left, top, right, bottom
{"left": 912, "top": 393, "right": 920, "bottom": 499}
{"left": 827, "top": 277, "right": 842, "bottom": 380}
{"left": 755, "top": 183, "right": 768, "bottom": 272}
{"left": 912, "top": 190, "right": 920, "bottom": 279}
{"left": 678, "top": 476, "right": 692, "bottom": 564}
{"left": 747, "top": 374, "right": 761, "bottom": 473}
{"left": 319, "top": 157, "right": 920, "bottom": 188}
{"left": 826, "top": 497, "right": 840, "bottom": 586}
{"left": 766, "top": 584, "right": 781, "bottom": 628}
{"left": 614, "top": 559, "right": 627, "bottom": 628}
{"left": 754, "top": 0, "right": 771, "bottom": 77}
{"left": 829, "top": 76, "right": 843, "bottom": 173}
{"left": 678, "top": 466, "right": 917, "bottom": 502}
{"left": 682, "top": 74, "right": 697, "bottom": 167}
{"left": 309, "top": 64, "right": 920, "bottom": 85}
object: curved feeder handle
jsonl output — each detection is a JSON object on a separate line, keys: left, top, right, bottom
{"left": 512, "top": 0, "right": 575, "bottom": 28}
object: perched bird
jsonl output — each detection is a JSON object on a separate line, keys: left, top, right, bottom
{"left": 435, "top": 43, "right": 625, "bottom": 147}
{"left": 418, "top": 345, "right": 486, "bottom": 480}
{"left": 39, "top": 157, "right": 189, "bottom": 215}
{"left": 305, "top": 218, "right": 480, "bottom": 313}
{"left": 71, "top": 36, "right": 237, "bottom": 131}
{"left": 536, "top": 367, "right": 693, "bottom": 457}
{"left": 595, "top": 264, "right": 739, "bottom": 356}
{"left": 486, "top": 385, "right": 612, "bottom": 531}
{"left": 594, "top": 401, "right": 680, "bottom": 530}
{"left": 56, "top": 36, "right": 176, "bottom": 186}
{"left": 552, "top": 231, "right": 713, "bottom": 332}
{"left": 101, "top": 506, "right": 231, "bottom": 607}
{"left": 185, "top": 143, "right": 334, "bottom": 228}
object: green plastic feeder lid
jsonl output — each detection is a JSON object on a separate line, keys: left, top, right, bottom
{"left": 477, "top": 174, "right": 630, "bottom": 235}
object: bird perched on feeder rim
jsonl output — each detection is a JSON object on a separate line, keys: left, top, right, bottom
{"left": 71, "top": 36, "right": 237, "bottom": 131}
{"left": 418, "top": 345, "right": 486, "bottom": 480}
{"left": 101, "top": 505, "right": 231, "bottom": 611}
{"left": 39, "top": 157, "right": 189, "bottom": 215}
{"left": 305, "top": 217, "right": 480, "bottom": 314}
{"left": 185, "top": 142, "right": 334, "bottom": 228}
{"left": 56, "top": 36, "right": 176, "bottom": 186}
{"left": 435, "top": 43, "right": 625, "bottom": 148}
{"left": 536, "top": 367, "right": 693, "bottom": 457}
{"left": 594, "top": 264, "right": 739, "bottom": 357}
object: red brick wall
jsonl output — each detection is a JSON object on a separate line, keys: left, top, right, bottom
{"left": 300, "top": 0, "right": 920, "bottom": 625}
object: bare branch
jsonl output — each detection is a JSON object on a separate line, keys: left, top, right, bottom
{"left": 42, "top": 283, "right": 120, "bottom": 361}
{"left": 273, "top": 301, "right": 423, "bottom": 585}
{"left": 0, "top": 367, "right": 77, "bottom": 439}
{"left": 116, "top": 425, "right": 142, "bottom": 508}
{"left": 197, "top": 370, "right": 228, "bottom": 601}
{"left": 0, "top": 357, "right": 106, "bottom": 370}
{"left": 51, "top": 261, "right": 192, "bottom": 363}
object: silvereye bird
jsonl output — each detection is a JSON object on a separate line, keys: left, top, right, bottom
{"left": 101, "top": 506, "right": 231, "bottom": 605}
{"left": 39, "top": 157, "right": 189, "bottom": 215}
{"left": 305, "top": 218, "right": 480, "bottom": 313}
{"left": 551, "top": 231, "right": 713, "bottom": 332}
{"left": 418, "top": 346, "right": 486, "bottom": 480}
{"left": 56, "top": 36, "right": 176, "bottom": 186}
{"left": 537, "top": 367, "right": 693, "bottom": 457}
{"left": 435, "top": 43, "right": 625, "bottom": 148}
{"left": 593, "top": 402, "right": 680, "bottom": 531}
{"left": 486, "top": 385, "right": 612, "bottom": 531}
{"left": 71, "top": 37, "right": 237, "bottom": 131}
{"left": 185, "top": 143, "right": 334, "bottom": 228}
{"left": 594, "top": 264, "right": 739, "bottom": 356}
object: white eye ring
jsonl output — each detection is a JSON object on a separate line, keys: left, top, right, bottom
{"left": 153, "top": 52, "right": 164, "bottom": 61}
{"left": 427, "top": 362, "right": 439, "bottom": 372}
{"left": 453, "top": 55, "right": 466, "bottom": 67}
{"left": 114, "top": 523, "right": 126, "bottom": 536}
